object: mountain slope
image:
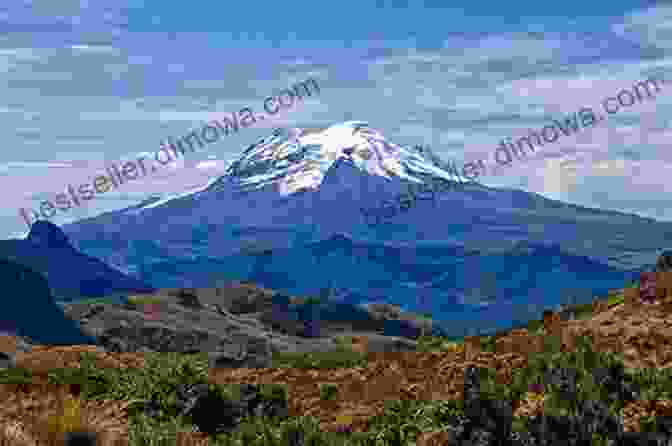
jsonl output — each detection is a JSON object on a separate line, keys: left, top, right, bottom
{"left": 58, "top": 121, "right": 671, "bottom": 337}
{"left": 132, "top": 234, "right": 639, "bottom": 337}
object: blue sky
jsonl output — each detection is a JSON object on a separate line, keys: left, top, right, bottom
{"left": 1, "top": 1, "right": 671, "bottom": 238}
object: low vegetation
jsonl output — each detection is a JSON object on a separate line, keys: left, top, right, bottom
{"left": 125, "top": 295, "right": 166, "bottom": 307}
{"left": 4, "top": 282, "right": 666, "bottom": 444}
{"left": 0, "top": 343, "right": 667, "bottom": 442}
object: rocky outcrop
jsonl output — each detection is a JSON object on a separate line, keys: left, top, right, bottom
{"left": 0, "top": 351, "right": 15, "bottom": 369}
{"left": 57, "top": 283, "right": 432, "bottom": 359}
{"left": 657, "top": 250, "right": 672, "bottom": 273}
{"left": 188, "top": 281, "right": 276, "bottom": 314}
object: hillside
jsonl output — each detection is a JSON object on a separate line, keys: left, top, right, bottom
{"left": 2, "top": 271, "right": 672, "bottom": 444}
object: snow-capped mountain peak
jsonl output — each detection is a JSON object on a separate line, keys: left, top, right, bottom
{"left": 207, "top": 121, "right": 459, "bottom": 195}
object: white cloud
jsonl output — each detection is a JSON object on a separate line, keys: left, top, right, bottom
{"left": 591, "top": 158, "right": 631, "bottom": 176}
{"left": 195, "top": 160, "right": 229, "bottom": 170}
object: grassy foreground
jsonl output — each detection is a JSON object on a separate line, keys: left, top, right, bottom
{"left": 5, "top": 287, "right": 668, "bottom": 445}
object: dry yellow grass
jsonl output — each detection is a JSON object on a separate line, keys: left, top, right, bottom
{"left": 0, "top": 385, "right": 130, "bottom": 445}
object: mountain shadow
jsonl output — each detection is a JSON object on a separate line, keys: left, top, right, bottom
{"left": 0, "top": 258, "right": 95, "bottom": 345}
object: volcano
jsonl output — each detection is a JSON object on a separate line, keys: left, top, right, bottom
{"left": 59, "top": 121, "right": 669, "bottom": 337}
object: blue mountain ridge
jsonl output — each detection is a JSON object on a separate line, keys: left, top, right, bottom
{"left": 133, "top": 233, "right": 641, "bottom": 338}
{"left": 0, "top": 220, "right": 155, "bottom": 302}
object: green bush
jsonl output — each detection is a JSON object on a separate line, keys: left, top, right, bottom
{"left": 319, "top": 383, "right": 339, "bottom": 401}
{"left": 607, "top": 293, "right": 625, "bottom": 306}
{"left": 258, "top": 383, "right": 288, "bottom": 403}
{"left": 0, "top": 366, "right": 33, "bottom": 384}
{"left": 479, "top": 335, "right": 497, "bottom": 353}
{"left": 526, "top": 319, "right": 544, "bottom": 334}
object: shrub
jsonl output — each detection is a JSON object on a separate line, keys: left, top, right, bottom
{"left": 126, "top": 295, "right": 164, "bottom": 306}
{"left": 480, "top": 336, "right": 497, "bottom": 353}
{"left": 319, "top": 383, "right": 339, "bottom": 401}
{"left": 607, "top": 293, "right": 625, "bottom": 307}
